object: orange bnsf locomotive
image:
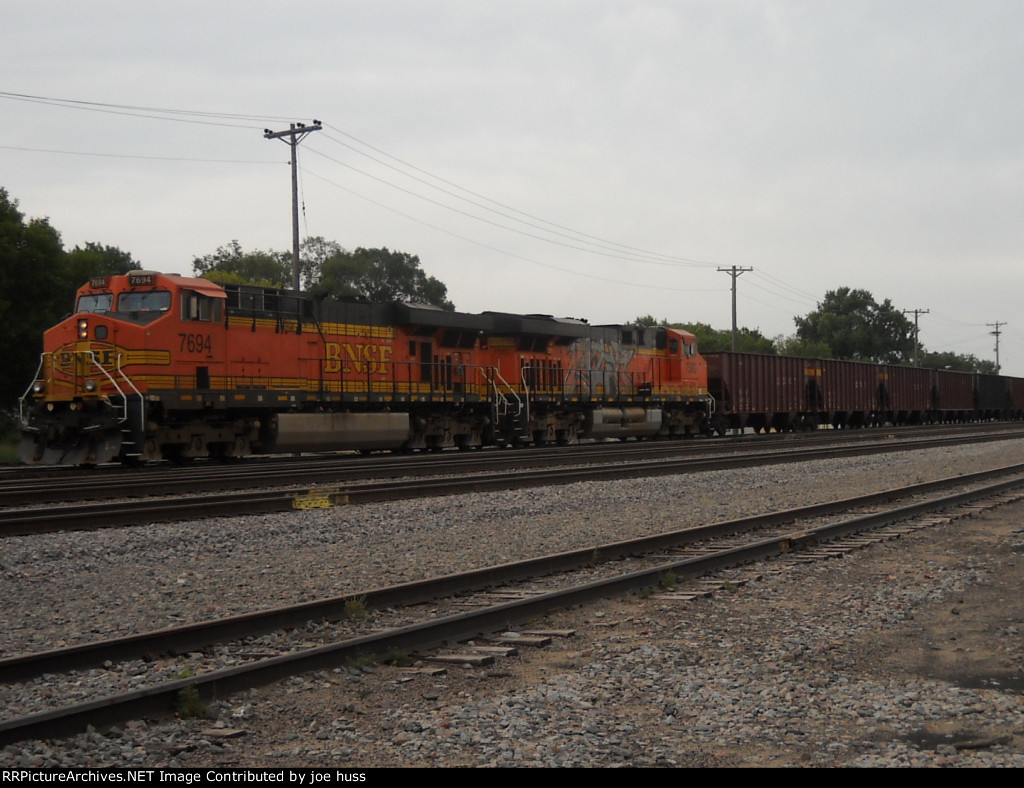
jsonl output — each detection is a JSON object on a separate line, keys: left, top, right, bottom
{"left": 19, "top": 272, "right": 711, "bottom": 464}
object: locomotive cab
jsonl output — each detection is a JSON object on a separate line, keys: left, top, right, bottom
{"left": 19, "top": 272, "right": 227, "bottom": 465}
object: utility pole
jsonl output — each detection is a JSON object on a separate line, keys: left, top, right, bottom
{"left": 987, "top": 321, "right": 1005, "bottom": 373}
{"left": 264, "top": 121, "right": 323, "bottom": 292}
{"left": 717, "top": 266, "right": 753, "bottom": 351}
{"left": 902, "top": 308, "right": 929, "bottom": 367}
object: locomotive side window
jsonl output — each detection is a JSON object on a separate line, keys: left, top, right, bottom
{"left": 182, "top": 291, "right": 221, "bottom": 322}
{"left": 76, "top": 293, "right": 113, "bottom": 313}
{"left": 670, "top": 339, "right": 679, "bottom": 354}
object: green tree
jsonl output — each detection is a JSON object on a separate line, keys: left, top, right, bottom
{"left": 1, "top": 190, "right": 142, "bottom": 422}
{"left": 192, "top": 240, "right": 290, "bottom": 288}
{"left": 919, "top": 351, "right": 998, "bottom": 374}
{"left": 680, "top": 323, "right": 776, "bottom": 354}
{"left": 0, "top": 191, "right": 69, "bottom": 414}
{"left": 313, "top": 247, "right": 454, "bottom": 309}
{"left": 774, "top": 335, "right": 833, "bottom": 359}
{"left": 631, "top": 316, "right": 776, "bottom": 353}
{"left": 794, "top": 288, "right": 914, "bottom": 363}
{"left": 298, "top": 236, "right": 344, "bottom": 289}
{"left": 64, "top": 242, "right": 140, "bottom": 305}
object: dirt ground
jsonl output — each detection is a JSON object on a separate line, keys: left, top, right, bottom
{"left": 859, "top": 500, "right": 1024, "bottom": 753}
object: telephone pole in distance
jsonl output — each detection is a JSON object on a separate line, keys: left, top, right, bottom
{"left": 718, "top": 266, "right": 753, "bottom": 351}
{"left": 264, "top": 121, "right": 323, "bottom": 292}
{"left": 987, "top": 321, "right": 1006, "bottom": 373}
{"left": 902, "top": 308, "right": 929, "bottom": 367}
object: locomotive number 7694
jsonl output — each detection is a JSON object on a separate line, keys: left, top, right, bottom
{"left": 179, "top": 333, "right": 213, "bottom": 354}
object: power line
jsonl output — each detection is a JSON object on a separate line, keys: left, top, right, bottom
{"left": 0, "top": 143, "right": 277, "bottom": 165}
{"left": 299, "top": 166, "right": 724, "bottom": 294}
{"left": 306, "top": 144, "right": 703, "bottom": 267}
{"left": 0, "top": 91, "right": 300, "bottom": 129}
{"left": 319, "top": 124, "right": 718, "bottom": 269}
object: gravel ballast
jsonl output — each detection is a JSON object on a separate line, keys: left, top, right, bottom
{"left": 2, "top": 439, "right": 1024, "bottom": 767}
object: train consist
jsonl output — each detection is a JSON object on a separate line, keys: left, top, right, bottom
{"left": 18, "top": 272, "right": 709, "bottom": 464}
{"left": 18, "top": 271, "right": 1024, "bottom": 465}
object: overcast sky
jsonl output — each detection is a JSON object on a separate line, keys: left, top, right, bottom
{"left": 3, "top": 1, "right": 1023, "bottom": 373}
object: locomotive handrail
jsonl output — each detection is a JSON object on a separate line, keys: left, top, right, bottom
{"left": 113, "top": 352, "right": 145, "bottom": 436}
{"left": 482, "top": 366, "right": 524, "bottom": 420}
{"left": 17, "top": 353, "right": 49, "bottom": 428}
{"left": 84, "top": 351, "right": 143, "bottom": 429}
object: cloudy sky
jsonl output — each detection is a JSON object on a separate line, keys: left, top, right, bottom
{"left": 3, "top": 1, "right": 1023, "bottom": 373}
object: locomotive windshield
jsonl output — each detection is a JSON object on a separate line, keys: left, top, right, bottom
{"left": 76, "top": 293, "right": 113, "bottom": 313}
{"left": 117, "top": 291, "right": 171, "bottom": 313}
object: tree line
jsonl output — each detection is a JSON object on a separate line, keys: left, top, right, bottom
{"left": 191, "top": 238, "right": 454, "bottom": 310}
{"left": 636, "top": 287, "right": 997, "bottom": 374}
{"left": 0, "top": 188, "right": 141, "bottom": 430}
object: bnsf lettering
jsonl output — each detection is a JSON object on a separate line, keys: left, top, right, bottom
{"left": 95, "top": 349, "right": 119, "bottom": 366}
{"left": 324, "top": 342, "right": 393, "bottom": 374}
{"left": 57, "top": 348, "right": 119, "bottom": 369}
{"left": 179, "top": 333, "right": 213, "bottom": 354}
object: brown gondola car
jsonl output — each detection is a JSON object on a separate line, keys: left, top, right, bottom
{"left": 706, "top": 352, "right": 1024, "bottom": 433}
{"left": 928, "top": 368, "right": 976, "bottom": 422}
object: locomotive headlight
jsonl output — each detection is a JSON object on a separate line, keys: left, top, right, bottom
{"left": 78, "top": 319, "right": 89, "bottom": 339}
{"left": 31, "top": 381, "right": 46, "bottom": 395}
{"left": 84, "top": 380, "right": 98, "bottom": 393}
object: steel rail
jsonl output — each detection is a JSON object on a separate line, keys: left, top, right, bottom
{"left": 4, "top": 461, "right": 1023, "bottom": 680}
{"left": 4, "top": 423, "right": 1023, "bottom": 508}
{"left": 3, "top": 433, "right": 1022, "bottom": 536}
{"left": 6, "top": 429, "right": 1024, "bottom": 532}
{"left": 3, "top": 467, "right": 1023, "bottom": 746}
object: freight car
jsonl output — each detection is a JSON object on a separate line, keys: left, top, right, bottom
{"left": 19, "top": 272, "right": 711, "bottom": 465}
{"left": 704, "top": 351, "right": 1023, "bottom": 434}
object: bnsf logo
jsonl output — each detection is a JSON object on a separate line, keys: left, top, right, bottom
{"left": 324, "top": 342, "right": 393, "bottom": 374}
{"left": 55, "top": 345, "right": 123, "bottom": 370}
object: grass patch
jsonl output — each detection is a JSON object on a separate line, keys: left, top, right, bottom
{"left": 344, "top": 596, "right": 368, "bottom": 620}
{"left": 0, "top": 439, "right": 20, "bottom": 466}
{"left": 175, "top": 666, "right": 207, "bottom": 718}
{"left": 345, "top": 653, "right": 377, "bottom": 671}
{"left": 383, "top": 649, "right": 412, "bottom": 667}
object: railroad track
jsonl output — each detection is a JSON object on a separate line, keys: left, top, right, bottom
{"left": 4, "top": 462, "right": 1023, "bottom": 746}
{"left": 4, "top": 427, "right": 1024, "bottom": 536}
{"left": 4, "top": 422, "right": 1023, "bottom": 508}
